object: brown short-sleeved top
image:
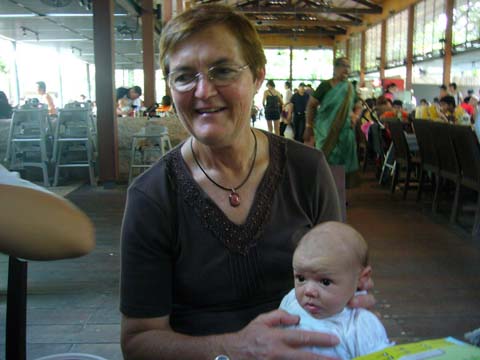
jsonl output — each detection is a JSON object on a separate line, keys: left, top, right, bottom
{"left": 120, "top": 132, "right": 341, "bottom": 335}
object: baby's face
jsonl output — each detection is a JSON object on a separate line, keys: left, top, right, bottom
{"left": 293, "top": 232, "right": 362, "bottom": 319}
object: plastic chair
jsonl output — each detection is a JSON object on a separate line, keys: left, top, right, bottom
{"left": 450, "top": 125, "right": 480, "bottom": 236}
{"left": 128, "top": 123, "right": 172, "bottom": 184}
{"left": 412, "top": 119, "right": 440, "bottom": 202}
{"left": 52, "top": 105, "right": 96, "bottom": 186}
{"left": 430, "top": 122, "right": 461, "bottom": 219}
{"left": 5, "top": 107, "right": 51, "bottom": 186}
{"left": 388, "top": 120, "right": 420, "bottom": 199}
{"left": 34, "top": 353, "right": 108, "bottom": 360}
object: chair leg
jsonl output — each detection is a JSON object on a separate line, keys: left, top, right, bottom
{"left": 417, "top": 168, "right": 424, "bottom": 202}
{"left": 391, "top": 165, "right": 399, "bottom": 195}
{"left": 432, "top": 176, "right": 442, "bottom": 214}
{"left": 472, "top": 193, "right": 480, "bottom": 238}
{"left": 449, "top": 181, "right": 461, "bottom": 224}
{"left": 403, "top": 164, "right": 411, "bottom": 200}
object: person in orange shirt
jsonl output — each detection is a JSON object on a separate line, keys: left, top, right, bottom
{"left": 380, "top": 100, "right": 409, "bottom": 122}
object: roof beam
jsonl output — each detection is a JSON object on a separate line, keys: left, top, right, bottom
{"left": 251, "top": 19, "right": 354, "bottom": 27}
{"left": 350, "top": 0, "right": 383, "bottom": 11}
{"left": 240, "top": 6, "right": 382, "bottom": 15}
{"left": 247, "top": 18, "right": 357, "bottom": 27}
{"left": 257, "top": 28, "right": 345, "bottom": 35}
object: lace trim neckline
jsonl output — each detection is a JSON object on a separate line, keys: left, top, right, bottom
{"left": 168, "top": 132, "right": 286, "bottom": 255}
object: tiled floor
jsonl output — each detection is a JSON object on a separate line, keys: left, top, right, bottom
{"left": 0, "top": 169, "right": 479, "bottom": 359}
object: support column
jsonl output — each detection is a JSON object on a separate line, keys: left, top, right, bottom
{"left": 406, "top": 5, "right": 414, "bottom": 90}
{"left": 289, "top": 46, "right": 293, "bottom": 83}
{"left": 176, "top": 0, "right": 183, "bottom": 13}
{"left": 443, "top": 0, "right": 454, "bottom": 85}
{"left": 142, "top": 0, "right": 156, "bottom": 107}
{"left": 93, "top": 0, "right": 118, "bottom": 183}
{"left": 163, "top": 0, "right": 172, "bottom": 23}
{"left": 380, "top": 20, "right": 386, "bottom": 80}
{"left": 360, "top": 32, "right": 366, "bottom": 86}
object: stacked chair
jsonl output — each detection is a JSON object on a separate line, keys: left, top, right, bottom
{"left": 128, "top": 122, "right": 172, "bottom": 184}
{"left": 52, "top": 102, "right": 97, "bottom": 186}
{"left": 4, "top": 105, "right": 51, "bottom": 186}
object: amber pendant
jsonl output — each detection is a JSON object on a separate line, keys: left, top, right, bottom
{"left": 229, "top": 190, "right": 241, "bottom": 207}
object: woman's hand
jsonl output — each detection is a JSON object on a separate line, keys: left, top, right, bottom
{"left": 348, "top": 276, "right": 376, "bottom": 309}
{"left": 223, "top": 310, "right": 339, "bottom": 360}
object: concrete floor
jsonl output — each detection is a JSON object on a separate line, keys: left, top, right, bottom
{"left": 0, "top": 169, "right": 479, "bottom": 359}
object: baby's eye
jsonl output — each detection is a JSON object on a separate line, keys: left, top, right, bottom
{"left": 295, "top": 275, "right": 305, "bottom": 282}
{"left": 321, "top": 279, "right": 332, "bottom": 286}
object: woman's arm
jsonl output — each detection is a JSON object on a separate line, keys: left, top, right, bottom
{"left": 0, "top": 184, "right": 95, "bottom": 260}
{"left": 121, "top": 310, "right": 339, "bottom": 360}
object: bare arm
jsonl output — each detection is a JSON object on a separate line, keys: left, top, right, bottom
{"left": 303, "top": 96, "right": 319, "bottom": 145}
{"left": 0, "top": 184, "right": 95, "bottom": 260}
{"left": 121, "top": 310, "right": 340, "bottom": 360}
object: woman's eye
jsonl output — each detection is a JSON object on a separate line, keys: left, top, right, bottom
{"left": 212, "top": 67, "right": 236, "bottom": 79}
{"left": 321, "top": 279, "right": 332, "bottom": 286}
{"left": 174, "top": 73, "right": 195, "bottom": 84}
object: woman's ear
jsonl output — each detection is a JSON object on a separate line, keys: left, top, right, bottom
{"left": 255, "top": 67, "right": 266, "bottom": 92}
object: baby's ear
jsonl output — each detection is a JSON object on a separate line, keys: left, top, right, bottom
{"left": 358, "top": 265, "right": 372, "bottom": 289}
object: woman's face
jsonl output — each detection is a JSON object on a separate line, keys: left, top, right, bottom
{"left": 168, "top": 24, "right": 265, "bottom": 147}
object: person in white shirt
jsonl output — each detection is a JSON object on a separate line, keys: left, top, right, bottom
{"left": 280, "top": 221, "right": 393, "bottom": 359}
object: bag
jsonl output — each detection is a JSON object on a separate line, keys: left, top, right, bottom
{"left": 284, "top": 124, "right": 294, "bottom": 139}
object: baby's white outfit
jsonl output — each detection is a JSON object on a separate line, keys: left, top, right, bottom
{"left": 279, "top": 289, "right": 393, "bottom": 359}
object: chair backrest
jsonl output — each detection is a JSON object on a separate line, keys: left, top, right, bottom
{"left": 11, "top": 108, "right": 50, "bottom": 138}
{"left": 368, "top": 123, "right": 385, "bottom": 157}
{"left": 56, "top": 108, "right": 91, "bottom": 138}
{"left": 145, "top": 123, "right": 168, "bottom": 136}
{"left": 430, "top": 122, "right": 460, "bottom": 176}
{"left": 451, "top": 125, "right": 480, "bottom": 187}
{"left": 387, "top": 120, "right": 410, "bottom": 162}
{"left": 412, "top": 119, "right": 439, "bottom": 169}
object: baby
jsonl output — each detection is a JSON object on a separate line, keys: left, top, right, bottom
{"left": 280, "top": 221, "right": 393, "bottom": 359}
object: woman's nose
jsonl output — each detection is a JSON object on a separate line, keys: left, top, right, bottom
{"left": 194, "top": 73, "right": 218, "bottom": 99}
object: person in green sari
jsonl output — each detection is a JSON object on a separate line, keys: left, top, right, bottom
{"left": 304, "top": 57, "right": 360, "bottom": 187}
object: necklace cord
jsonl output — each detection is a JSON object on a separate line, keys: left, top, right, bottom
{"left": 190, "top": 129, "right": 257, "bottom": 192}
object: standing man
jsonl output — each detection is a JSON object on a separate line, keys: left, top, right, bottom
{"left": 287, "top": 82, "right": 310, "bottom": 142}
{"left": 36, "top": 81, "right": 56, "bottom": 116}
{"left": 304, "top": 57, "right": 360, "bottom": 187}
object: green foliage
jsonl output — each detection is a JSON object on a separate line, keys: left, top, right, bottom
{"left": 0, "top": 58, "right": 7, "bottom": 74}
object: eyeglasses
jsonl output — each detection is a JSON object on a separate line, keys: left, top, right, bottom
{"left": 167, "top": 64, "right": 250, "bottom": 92}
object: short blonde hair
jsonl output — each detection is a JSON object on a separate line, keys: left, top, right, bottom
{"left": 159, "top": 4, "right": 266, "bottom": 80}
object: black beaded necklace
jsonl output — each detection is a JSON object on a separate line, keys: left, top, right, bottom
{"left": 190, "top": 129, "right": 257, "bottom": 207}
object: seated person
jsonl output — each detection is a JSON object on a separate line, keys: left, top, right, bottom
{"left": 157, "top": 95, "right": 174, "bottom": 114}
{"left": 439, "top": 95, "right": 470, "bottom": 125}
{"left": 116, "top": 87, "right": 132, "bottom": 116}
{"left": 280, "top": 221, "right": 393, "bottom": 359}
{"left": 380, "top": 100, "right": 409, "bottom": 122}
{"left": 0, "top": 90, "right": 12, "bottom": 118}
{"left": 0, "top": 164, "right": 95, "bottom": 260}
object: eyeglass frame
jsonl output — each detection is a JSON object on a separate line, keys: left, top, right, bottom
{"left": 167, "top": 63, "right": 250, "bottom": 92}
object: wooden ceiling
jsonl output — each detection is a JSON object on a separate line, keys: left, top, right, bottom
{"left": 192, "top": 0, "right": 384, "bottom": 46}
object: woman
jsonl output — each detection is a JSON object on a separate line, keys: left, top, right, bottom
{"left": 120, "top": 5, "right": 374, "bottom": 359}
{"left": 304, "top": 57, "right": 361, "bottom": 187}
{"left": 262, "top": 79, "right": 283, "bottom": 135}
